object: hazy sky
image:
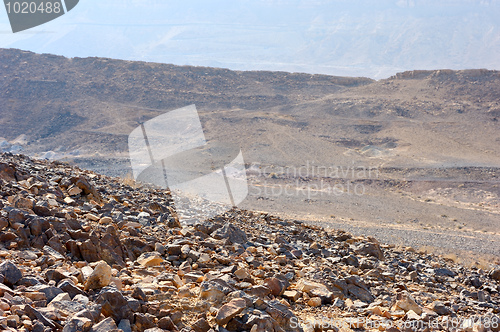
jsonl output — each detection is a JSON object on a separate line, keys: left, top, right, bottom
{"left": 1, "top": 0, "right": 499, "bottom": 78}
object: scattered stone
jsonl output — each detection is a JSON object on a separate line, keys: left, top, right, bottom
{"left": 199, "top": 278, "right": 234, "bottom": 302}
{"left": 157, "top": 317, "right": 176, "bottom": 331}
{"left": 131, "top": 287, "right": 147, "bottom": 302}
{"left": 58, "top": 279, "right": 87, "bottom": 298}
{"left": 61, "top": 317, "right": 92, "bottom": 332}
{"left": 265, "top": 277, "right": 287, "bottom": 296}
{"left": 191, "top": 317, "right": 211, "bottom": 332}
{"left": 0, "top": 261, "right": 22, "bottom": 286}
{"left": 434, "top": 267, "right": 457, "bottom": 277}
{"left": 67, "top": 185, "right": 83, "bottom": 196}
{"left": 136, "top": 252, "right": 164, "bottom": 267}
{"left": 307, "top": 297, "right": 322, "bottom": 307}
{"left": 84, "top": 261, "right": 112, "bottom": 291}
{"left": 28, "top": 284, "right": 64, "bottom": 302}
{"left": 283, "top": 290, "right": 300, "bottom": 302}
{"left": 95, "top": 287, "right": 132, "bottom": 322}
{"left": 118, "top": 319, "right": 132, "bottom": 332}
{"left": 393, "top": 291, "right": 422, "bottom": 315}
{"left": 0, "top": 153, "right": 497, "bottom": 332}
{"left": 0, "top": 162, "right": 16, "bottom": 181}
{"left": 211, "top": 223, "right": 247, "bottom": 244}
{"left": 234, "top": 267, "right": 250, "bottom": 280}
{"left": 90, "top": 317, "right": 118, "bottom": 332}
{"left": 216, "top": 297, "right": 247, "bottom": 325}
{"left": 134, "top": 313, "right": 156, "bottom": 331}
{"left": 490, "top": 268, "right": 500, "bottom": 281}
{"left": 353, "top": 241, "right": 384, "bottom": 260}
{"left": 428, "top": 301, "right": 452, "bottom": 315}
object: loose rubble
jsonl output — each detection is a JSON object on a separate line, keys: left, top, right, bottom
{"left": 0, "top": 153, "right": 499, "bottom": 332}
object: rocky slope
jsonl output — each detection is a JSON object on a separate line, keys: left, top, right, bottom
{"left": 0, "top": 152, "right": 499, "bottom": 332}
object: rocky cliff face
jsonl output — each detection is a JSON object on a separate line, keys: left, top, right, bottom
{"left": 0, "top": 152, "right": 499, "bottom": 332}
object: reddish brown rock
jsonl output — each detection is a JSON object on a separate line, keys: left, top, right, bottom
{"left": 215, "top": 298, "right": 247, "bottom": 326}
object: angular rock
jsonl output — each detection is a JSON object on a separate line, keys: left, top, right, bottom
{"left": 490, "top": 268, "right": 500, "bottom": 281}
{"left": 50, "top": 292, "right": 71, "bottom": 303}
{"left": 45, "top": 269, "right": 69, "bottom": 283}
{"left": 191, "top": 317, "right": 211, "bottom": 332}
{"left": 27, "top": 284, "right": 63, "bottom": 302}
{"left": 49, "top": 299, "right": 86, "bottom": 317}
{"left": 43, "top": 245, "right": 66, "bottom": 260}
{"left": 198, "top": 253, "right": 211, "bottom": 264}
{"left": 347, "top": 284, "right": 374, "bottom": 303}
{"left": 95, "top": 287, "right": 132, "bottom": 322}
{"left": 428, "top": 301, "right": 452, "bottom": 315}
{"left": 62, "top": 317, "right": 92, "bottom": 332}
{"left": 199, "top": 278, "right": 234, "bottom": 302}
{"left": 0, "top": 217, "right": 8, "bottom": 231}
{"left": 8, "top": 208, "right": 28, "bottom": 225}
{"left": 0, "top": 261, "right": 22, "bottom": 286}
{"left": 246, "top": 285, "right": 271, "bottom": 298}
{"left": 353, "top": 242, "right": 384, "bottom": 260}
{"left": 73, "top": 304, "right": 103, "bottom": 324}
{"left": 78, "top": 239, "right": 101, "bottom": 263}
{"left": 434, "top": 268, "right": 456, "bottom": 277}
{"left": 131, "top": 286, "right": 147, "bottom": 302}
{"left": 134, "top": 313, "right": 156, "bottom": 331}
{"left": 90, "top": 317, "right": 118, "bottom": 332}
{"left": 216, "top": 297, "right": 247, "bottom": 326}
{"left": 118, "top": 319, "right": 132, "bottom": 332}
{"left": 234, "top": 267, "right": 250, "bottom": 280}
{"left": 211, "top": 223, "right": 247, "bottom": 244}
{"left": 307, "top": 297, "right": 322, "bottom": 307}
{"left": 295, "top": 278, "right": 332, "bottom": 302}
{"left": 24, "top": 304, "right": 57, "bottom": 329}
{"left": 158, "top": 212, "right": 181, "bottom": 229}
{"left": 310, "top": 285, "right": 335, "bottom": 304}
{"left": 72, "top": 176, "right": 101, "bottom": 201}
{"left": 343, "top": 254, "right": 359, "bottom": 267}
{"left": 265, "top": 300, "right": 301, "bottom": 332}
{"left": 84, "top": 261, "right": 112, "bottom": 291}
{"left": 0, "top": 162, "right": 16, "bottom": 181}
{"left": 158, "top": 317, "right": 176, "bottom": 331}
{"left": 136, "top": 252, "right": 164, "bottom": 267}
{"left": 58, "top": 279, "right": 87, "bottom": 298}
{"left": 0, "top": 283, "right": 15, "bottom": 296}
{"left": 282, "top": 290, "right": 300, "bottom": 302}
{"left": 393, "top": 291, "right": 422, "bottom": 315}
{"left": 264, "top": 277, "right": 287, "bottom": 296}
{"left": 67, "top": 185, "right": 83, "bottom": 196}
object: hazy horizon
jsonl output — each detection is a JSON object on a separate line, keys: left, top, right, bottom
{"left": 1, "top": 0, "right": 500, "bottom": 79}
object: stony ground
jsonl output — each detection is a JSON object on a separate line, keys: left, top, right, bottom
{"left": 0, "top": 153, "right": 499, "bottom": 332}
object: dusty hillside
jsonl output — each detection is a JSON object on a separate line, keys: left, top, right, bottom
{"left": 0, "top": 153, "right": 499, "bottom": 332}
{"left": 0, "top": 48, "right": 499, "bottom": 168}
{"left": 0, "top": 48, "right": 499, "bottom": 259}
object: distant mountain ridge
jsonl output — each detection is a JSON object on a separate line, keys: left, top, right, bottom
{"left": 0, "top": 48, "right": 499, "bottom": 172}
